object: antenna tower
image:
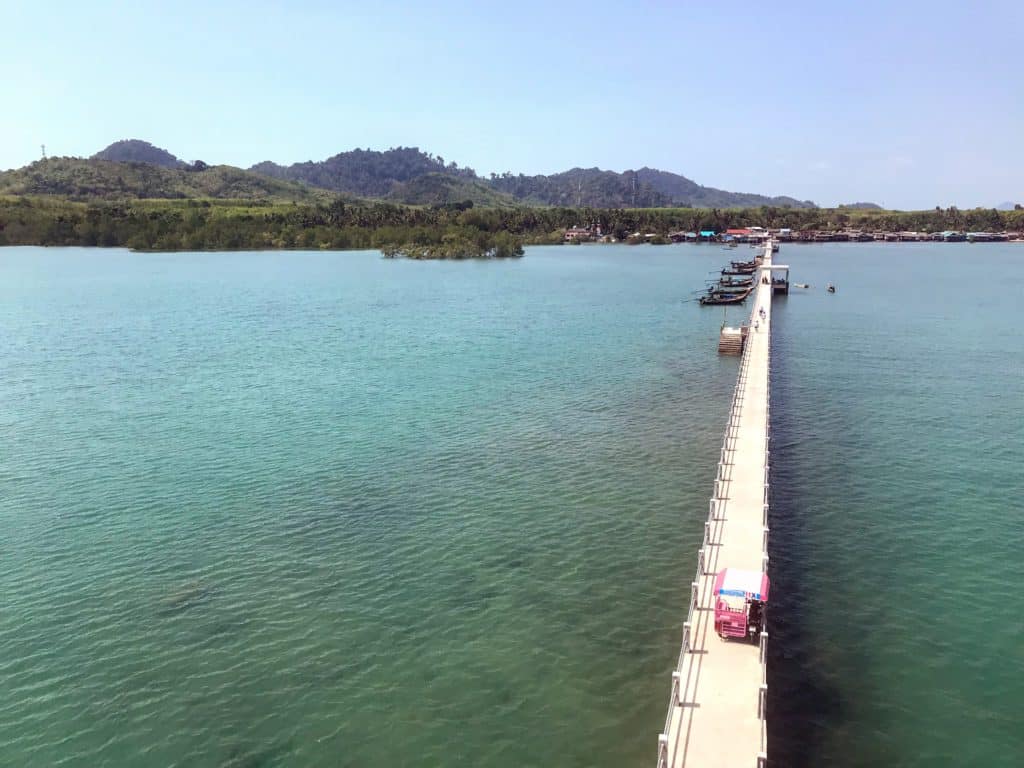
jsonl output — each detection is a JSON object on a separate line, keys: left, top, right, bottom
{"left": 41, "top": 144, "right": 47, "bottom": 160}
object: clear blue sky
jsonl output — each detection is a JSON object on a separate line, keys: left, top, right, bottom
{"left": 4, "top": 0, "right": 1021, "bottom": 209}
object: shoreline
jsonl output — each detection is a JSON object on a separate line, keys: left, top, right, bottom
{"left": 2, "top": 239, "right": 1022, "bottom": 254}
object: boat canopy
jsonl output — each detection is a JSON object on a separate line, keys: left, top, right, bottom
{"left": 714, "top": 568, "right": 770, "bottom": 601}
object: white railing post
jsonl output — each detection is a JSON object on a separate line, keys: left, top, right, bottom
{"left": 759, "top": 630, "right": 769, "bottom": 665}
{"left": 758, "top": 684, "right": 768, "bottom": 720}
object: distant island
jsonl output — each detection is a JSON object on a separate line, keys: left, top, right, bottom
{"left": 0, "top": 138, "right": 1021, "bottom": 253}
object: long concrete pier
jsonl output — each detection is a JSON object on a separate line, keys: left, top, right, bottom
{"left": 657, "top": 241, "right": 776, "bottom": 768}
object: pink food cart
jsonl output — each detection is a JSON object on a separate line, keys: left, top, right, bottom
{"left": 713, "top": 568, "right": 770, "bottom": 641}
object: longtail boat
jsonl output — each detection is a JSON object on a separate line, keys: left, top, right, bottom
{"left": 721, "top": 267, "right": 756, "bottom": 276}
{"left": 700, "top": 288, "right": 752, "bottom": 305}
{"left": 718, "top": 277, "right": 753, "bottom": 288}
{"left": 706, "top": 282, "right": 750, "bottom": 296}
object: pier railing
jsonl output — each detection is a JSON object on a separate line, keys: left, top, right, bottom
{"left": 658, "top": 242, "right": 773, "bottom": 768}
{"left": 758, "top": 306, "right": 771, "bottom": 766}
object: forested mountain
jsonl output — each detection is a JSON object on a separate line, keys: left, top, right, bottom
{"left": 487, "top": 167, "right": 814, "bottom": 208}
{"left": 0, "top": 158, "right": 326, "bottom": 201}
{"left": 487, "top": 168, "right": 669, "bottom": 208}
{"left": 251, "top": 147, "right": 478, "bottom": 198}
{"left": 92, "top": 140, "right": 185, "bottom": 168}
{"left": 13, "top": 140, "right": 818, "bottom": 208}
{"left": 246, "top": 146, "right": 815, "bottom": 207}
{"left": 388, "top": 173, "right": 516, "bottom": 207}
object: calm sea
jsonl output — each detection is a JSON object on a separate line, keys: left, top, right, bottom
{"left": 0, "top": 243, "right": 1020, "bottom": 767}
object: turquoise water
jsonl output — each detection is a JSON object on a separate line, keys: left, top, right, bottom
{"left": 0, "top": 243, "right": 1021, "bottom": 766}
{"left": 768, "top": 242, "right": 1024, "bottom": 766}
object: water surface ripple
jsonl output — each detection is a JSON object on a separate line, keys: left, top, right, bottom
{"left": 1, "top": 243, "right": 1021, "bottom": 767}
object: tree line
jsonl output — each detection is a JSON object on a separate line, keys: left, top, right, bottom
{"left": 1, "top": 196, "right": 1021, "bottom": 253}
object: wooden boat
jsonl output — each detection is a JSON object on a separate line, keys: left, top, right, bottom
{"left": 718, "top": 277, "right": 753, "bottom": 288}
{"left": 730, "top": 260, "right": 757, "bottom": 269}
{"left": 827, "top": 283, "right": 836, "bottom": 293}
{"left": 794, "top": 282, "right": 809, "bottom": 288}
{"left": 721, "top": 267, "right": 756, "bottom": 276}
{"left": 705, "top": 286, "right": 742, "bottom": 297}
{"left": 700, "top": 288, "right": 752, "bottom": 305}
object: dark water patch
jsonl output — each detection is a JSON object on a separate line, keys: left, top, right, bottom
{"left": 158, "top": 580, "right": 216, "bottom": 616}
{"left": 767, "top": 300, "right": 849, "bottom": 767}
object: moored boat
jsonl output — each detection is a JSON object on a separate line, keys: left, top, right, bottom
{"left": 700, "top": 288, "right": 752, "bottom": 305}
{"left": 717, "top": 277, "right": 753, "bottom": 289}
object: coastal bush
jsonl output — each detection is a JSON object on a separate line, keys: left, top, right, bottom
{"left": 1, "top": 196, "right": 1020, "bottom": 252}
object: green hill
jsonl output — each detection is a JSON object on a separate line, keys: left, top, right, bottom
{"left": 251, "top": 147, "right": 475, "bottom": 197}
{"left": 488, "top": 167, "right": 815, "bottom": 208}
{"left": 92, "top": 139, "right": 185, "bottom": 168}
{"left": 4, "top": 140, "right": 820, "bottom": 209}
{"left": 390, "top": 173, "right": 518, "bottom": 207}
{"left": 0, "top": 158, "right": 328, "bottom": 201}
{"left": 249, "top": 146, "right": 816, "bottom": 208}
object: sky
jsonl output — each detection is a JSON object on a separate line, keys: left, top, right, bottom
{"left": 3, "top": 0, "right": 1022, "bottom": 209}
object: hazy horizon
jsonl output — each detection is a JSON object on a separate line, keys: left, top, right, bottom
{"left": 4, "top": 0, "right": 1021, "bottom": 209}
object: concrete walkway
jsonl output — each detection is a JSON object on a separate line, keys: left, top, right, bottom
{"left": 658, "top": 243, "right": 773, "bottom": 768}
